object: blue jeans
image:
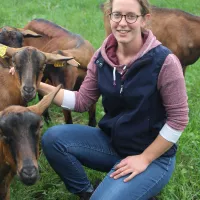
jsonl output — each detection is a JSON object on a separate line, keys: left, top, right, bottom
{"left": 42, "top": 124, "right": 176, "bottom": 200}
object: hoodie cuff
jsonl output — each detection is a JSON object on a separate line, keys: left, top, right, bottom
{"left": 159, "top": 123, "right": 182, "bottom": 143}
{"left": 61, "top": 90, "right": 75, "bottom": 110}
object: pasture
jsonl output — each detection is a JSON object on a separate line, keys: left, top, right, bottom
{"left": 0, "top": 0, "right": 200, "bottom": 199}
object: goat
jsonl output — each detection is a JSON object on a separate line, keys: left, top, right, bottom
{"left": 0, "top": 45, "right": 78, "bottom": 110}
{"left": 23, "top": 18, "right": 97, "bottom": 126}
{"left": 0, "top": 26, "right": 42, "bottom": 69}
{"left": 0, "top": 26, "right": 41, "bottom": 48}
{"left": 102, "top": 5, "right": 200, "bottom": 74}
{"left": 0, "top": 85, "right": 61, "bottom": 200}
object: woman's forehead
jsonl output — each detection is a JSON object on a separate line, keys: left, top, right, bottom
{"left": 112, "top": 0, "right": 141, "bottom": 13}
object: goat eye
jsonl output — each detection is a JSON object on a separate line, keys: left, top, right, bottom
{"left": 4, "top": 136, "right": 12, "bottom": 143}
{"left": 0, "top": 135, "right": 6, "bottom": 141}
{"left": 0, "top": 129, "right": 7, "bottom": 141}
{"left": 35, "top": 126, "right": 42, "bottom": 136}
{"left": 40, "top": 122, "right": 43, "bottom": 129}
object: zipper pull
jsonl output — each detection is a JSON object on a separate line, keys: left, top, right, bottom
{"left": 113, "top": 67, "right": 116, "bottom": 86}
{"left": 120, "top": 84, "right": 124, "bottom": 94}
{"left": 123, "top": 65, "right": 127, "bottom": 70}
{"left": 121, "top": 65, "right": 127, "bottom": 75}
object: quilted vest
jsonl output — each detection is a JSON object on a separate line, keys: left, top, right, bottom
{"left": 96, "top": 45, "right": 177, "bottom": 157}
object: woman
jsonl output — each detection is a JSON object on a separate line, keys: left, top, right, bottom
{"left": 39, "top": 0, "right": 189, "bottom": 199}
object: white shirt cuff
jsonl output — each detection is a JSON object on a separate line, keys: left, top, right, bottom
{"left": 159, "top": 123, "right": 182, "bottom": 143}
{"left": 61, "top": 90, "right": 75, "bottom": 110}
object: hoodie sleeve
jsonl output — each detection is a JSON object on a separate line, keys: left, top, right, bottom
{"left": 73, "top": 50, "right": 101, "bottom": 112}
{"left": 157, "top": 54, "right": 189, "bottom": 143}
{"left": 61, "top": 49, "right": 101, "bottom": 112}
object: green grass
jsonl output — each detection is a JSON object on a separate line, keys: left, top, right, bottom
{"left": 1, "top": 0, "right": 200, "bottom": 199}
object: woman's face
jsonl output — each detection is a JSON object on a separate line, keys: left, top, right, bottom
{"left": 110, "top": 0, "right": 147, "bottom": 45}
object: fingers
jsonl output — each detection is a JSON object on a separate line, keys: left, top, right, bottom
{"left": 110, "top": 156, "right": 148, "bottom": 182}
{"left": 124, "top": 171, "right": 138, "bottom": 182}
{"left": 113, "top": 169, "right": 132, "bottom": 179}
{"left": 115, "top": 160, "right": 127, "bottom": 170}
{"left": 110, "top": 166, "right": 138, "bottom": 182}
{"left": 9, "top": 67, "right": 15, "bottom": 75}
{"left": 110, "top": 166, "right": 128, "bottom": 178}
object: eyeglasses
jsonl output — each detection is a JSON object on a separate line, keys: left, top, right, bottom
{"left": 109, "top": 12, "right": 143, "bottom": 24}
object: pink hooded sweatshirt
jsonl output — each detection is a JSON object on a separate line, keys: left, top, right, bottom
{"left": 62, "top": 30, "right": 189, "bottom": 143}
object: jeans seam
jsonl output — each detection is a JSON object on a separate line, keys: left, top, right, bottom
{"left": 58, "top": 142, "right": 119, "bottom": 157}
{"left": 135, "top": 157, "right": 172, "bottom": 200}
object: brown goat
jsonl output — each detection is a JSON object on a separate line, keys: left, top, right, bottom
{"left": 0, "top": 26, "right": 41, "bottom": 48}
{"left": 23, "top": 19, "right": 97, "bottom": 126}
{"left": 102, "top": 5, "right": 200, "bottom": 74}
{"left": 0, "top": 27, "right": 42, "bottom": 69}
{"left": 0, "top": 85, "right": 61, "bottom": 200}
{"left": 0, "top": 45, "right": 77, "bottom": 109}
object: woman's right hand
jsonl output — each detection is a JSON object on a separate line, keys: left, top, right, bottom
{"left": 9, "top": 67, "right": 15, "bottom": 75}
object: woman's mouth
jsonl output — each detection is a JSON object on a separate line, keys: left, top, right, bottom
{"left": 117, "top": 30, "right": 130, "bottom": 35}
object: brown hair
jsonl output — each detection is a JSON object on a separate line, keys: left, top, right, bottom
{"left": 103, "top": 0, "right": 151, "bottom": 16}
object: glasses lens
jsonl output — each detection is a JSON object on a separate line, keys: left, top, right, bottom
{"left": 111, "top": 12, "right": 121, "bottom": 22}
{"left": 126, "top": 14, "right": 137, "bottom": 23}
{"left": 110, "top": 13, "right": 139, "bottom": 23}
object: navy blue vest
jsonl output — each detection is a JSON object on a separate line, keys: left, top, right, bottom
{"left": 96, "top": 45, "right": 177, "bottom": 157}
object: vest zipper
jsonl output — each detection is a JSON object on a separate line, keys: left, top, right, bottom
{"left": 120, "top": 65, "right": 127, "bottom": 95}
{"left": 121, "top": 65, "right": 127, "bottom": 76}
{"left": 120, "top": 84, "right": 124, "bottom": 95}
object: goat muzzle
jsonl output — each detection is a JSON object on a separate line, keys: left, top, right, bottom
{"left": 19, "top": 165, "right": 39, "bottom": 185}
{"left": 22, "top": 86, "right": 36, "bottom": 102}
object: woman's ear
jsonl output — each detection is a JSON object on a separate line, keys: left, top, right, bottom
{"left": 142, "top": 14, "right": 151, "bottom": 28}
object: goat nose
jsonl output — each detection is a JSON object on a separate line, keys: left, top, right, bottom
{"left": 21, "top": 166, "right": 37, "bottom": 178}
{"left": 20, "top": 166, "right": 38, "bottom": 185}
{"left": 23, "top": 86, "right": 34, "bottom": 93}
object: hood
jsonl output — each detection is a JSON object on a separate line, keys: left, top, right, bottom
{"left": 100, "top": 29, "right": 162, "bottom": 68}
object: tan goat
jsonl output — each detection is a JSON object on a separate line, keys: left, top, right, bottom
{"left": 23, "top": 19, "right": 97, "bottom": 126}
{"left": 0, "top": 44, "right": 78, "bottom": 110}
{"left": 0, "top": 85, "right": 61, "bottom": 200}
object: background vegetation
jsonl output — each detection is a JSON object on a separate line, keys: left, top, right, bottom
{"left": 0, "top": 0, "right": 200, "bottom": 199}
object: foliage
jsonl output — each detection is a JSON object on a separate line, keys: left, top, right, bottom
{"left": 1, "top": 0, "right": 200, "bottom": 199}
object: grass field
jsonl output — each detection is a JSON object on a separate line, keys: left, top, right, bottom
{"left": 1, "top": 0, "right": 200, "bottom": 199}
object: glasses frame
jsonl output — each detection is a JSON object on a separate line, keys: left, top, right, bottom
{"left": 109, "top": 12, "right": 144, "bottom": 24}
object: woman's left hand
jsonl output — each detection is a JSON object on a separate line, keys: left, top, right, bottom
{"left": 110, "top": 154, "right": 151, "bottom": 182}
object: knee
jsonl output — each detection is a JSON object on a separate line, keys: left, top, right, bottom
{"left": 41, "top": 126, "right": 60, "bottom": 152}
{"left": 41, "top": 124, "right": 77, "bottom": 153}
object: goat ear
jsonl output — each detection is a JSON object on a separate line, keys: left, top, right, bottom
{"left": 28, "top": 84, "right": 62, "bottom": 115}
{"left": 1, "top": 45, "right": 24, "bottom": 57}
{"left": 17, "top": 28, "right": 42, "bottom": 38}
{"left": 44, "top": 52, "right": 80, "bottom": 67}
